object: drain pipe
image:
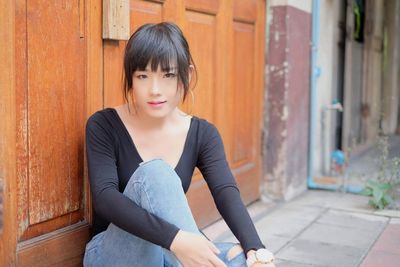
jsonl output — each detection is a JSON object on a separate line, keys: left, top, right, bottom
{"left": 307, "top": 0, "right": 322, "bottom": 189}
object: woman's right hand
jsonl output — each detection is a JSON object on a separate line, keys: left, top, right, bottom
{"left": 170, "top": 230, "right": 227, "bottom": 267}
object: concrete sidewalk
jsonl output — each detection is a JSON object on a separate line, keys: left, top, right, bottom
{"left": 203, "top": 190, "right": 400, "bottom": 267}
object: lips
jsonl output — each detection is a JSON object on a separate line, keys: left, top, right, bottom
{"left": 147, "top": 101, "right": 166, "bottom": 108}
{"left": 148, "top": 101, "right": 166, "bottom": 104}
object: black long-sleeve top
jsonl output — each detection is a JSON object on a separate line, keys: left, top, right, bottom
{"left": 85, "top": 108, "right": 265, "bottom": 254}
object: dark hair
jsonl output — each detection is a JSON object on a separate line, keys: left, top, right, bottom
{"left": 123, "top": 22, "right": 196, "bottom": 106}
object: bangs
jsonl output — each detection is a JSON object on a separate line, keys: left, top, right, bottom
{"left": 134, "top": 37, "right": 178, "bottom": 72}
{"left": 126, "top": 24, "right": 183, "bottom": 73}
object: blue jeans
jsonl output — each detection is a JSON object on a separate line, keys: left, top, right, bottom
{"left": 83, "top": 159, "right": 247, "bottom": 267}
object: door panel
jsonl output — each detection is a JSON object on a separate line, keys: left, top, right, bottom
{"left": 232, "top": 22, "right": 256, "bottom": 164}
{"left": 14, "top": 0, "right": 90, "bottom": 265}
{"left": 18, "top": 0, "right": 85, "bottom": 240}
{"left": 183, "top": 2, "right": 220, "bottom": 226}
{"left": 184, "top": 10, "right": 217, "bottom": 121}
{"left": 229, "top": 20, "right": 260, "bottom": 202}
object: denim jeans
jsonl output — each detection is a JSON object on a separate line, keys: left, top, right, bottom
{"left": 83, "top": 159, "right": 247, "bottom": 267}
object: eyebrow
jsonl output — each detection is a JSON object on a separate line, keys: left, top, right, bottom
{"left": 141, "top": 67, "right": 177, "bottom": 72}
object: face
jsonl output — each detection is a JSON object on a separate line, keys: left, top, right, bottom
{"left": 131, "top": 62, "right": 183, "bottom": 119}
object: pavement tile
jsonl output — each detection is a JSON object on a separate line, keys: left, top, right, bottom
{"left": 285, "top": 191, "right": 342, "bottom": 208}
{"left": 390, "top": 218, "right": 400, "bottom": 224}
{"left": 266, "top": 204, "right": 325, "bottom": 221}
{"left": 298, "top": 222, "right": 382, "bottom": 249}
{"left": 202, "top": 190, "right": 399, "bottom": 267}
{"left": 216, "top": 229, "right": 292, "bottom": 254}
{"left": 372, "top": 224, "right": 400, "bottom": 255}
{"left": 359, "top": 250, "right": 400, "bottom": 267}
{"left": 255, "top": 217, "right": 311, "bottom": 239}
{"left": 274, "top": 259, "right": 318, "bottom": 267}
{"left": 277, "top": 239, "right": 364, "bottom": 267}
{"left": 203, "top": 200, "right": 273, "bottom": 241}
{"left": 330, "top": 193, "right": 372, "bottom": 211}
{"left": 262, "top": 235, "right": 292, "bottom": 254}
{"left": 317, "top": 210, "right": 388, "bottom": 230}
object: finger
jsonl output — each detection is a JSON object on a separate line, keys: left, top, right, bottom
{"left": 209, "top": 254, "right": 227, "bottom": 267}
{"left": 208, "top": 242, "right": 221, "bottom": 255}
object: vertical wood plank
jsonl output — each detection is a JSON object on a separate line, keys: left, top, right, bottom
{"left": 16, "top": 0, "right": 30, "bottom": 239}
{"left": 184, "top": 11, "right": 217, "bottom": 125}
{"left": 85, "top": 0, "right": 104, "bottom": 225}
{"left": 214, "top": 0, "right": 232, "bottom": 150}
{"left": 0, "top": 0, "right": 17, "bottom": 264}
{"left": 79, "top": 0, "right": 85, "bottom": 38}
{"left": 255, "top": 0, "right": 266, "bottom": 197}
{"left": 103, "top": 0, "right": 130, "bottom": 40}
{"left": 183, "top": 3, "right": 221, "bottom": 226}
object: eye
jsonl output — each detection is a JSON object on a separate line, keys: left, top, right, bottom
{"left": 164, "top": 73, "right": 177, "bottom": 78}
{"left": 136, "top": 74, "right": 148, "bottom": 79}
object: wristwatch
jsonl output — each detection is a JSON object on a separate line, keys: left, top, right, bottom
{"left": 246, "top": 248, "right": 275, "bottom": 266}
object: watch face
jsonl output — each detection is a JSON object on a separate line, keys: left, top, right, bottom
{"left": 256, "top": 249, "right": 274, "bottom": 262}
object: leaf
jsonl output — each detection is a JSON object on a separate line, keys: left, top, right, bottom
{"left": 368, "top": 199, "right": 378, "bottom": 209}
{"left": 366, "top": 180, "right": 380, "bottom": 188}
{"left": 360, "top": 187, "right": 373, "bottom": 196}
{"left": 377, "top": 183, "right": 392, "bottom": 191}
{"left": 383, "top": 194, "right": 393, "bottom": 205}
{"left": 373, "top": 187, "right": 384, "bottom": 203}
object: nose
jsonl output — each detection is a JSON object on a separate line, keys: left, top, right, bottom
{"left": 150, "top": 77, "right": 161, "bottom": 95}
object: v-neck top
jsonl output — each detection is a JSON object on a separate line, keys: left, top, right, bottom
{"left": 85, "top": 108, "right": 265, "bottom": 254}
{"left": 112, "top": 107, "right": 194, "bottom": 171}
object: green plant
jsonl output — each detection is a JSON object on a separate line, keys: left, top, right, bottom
{"left": 360, "top": 180, "right": 393, "bottom": 209}
{"left": 360, "top": 136, "right": 400, "bottom": 210}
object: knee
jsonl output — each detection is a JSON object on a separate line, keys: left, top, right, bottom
{"left": 130, "top": 159, "right": 181, "bottom": 190}
{"left": 226, "top": 244, "right": 244, "bottom": 261}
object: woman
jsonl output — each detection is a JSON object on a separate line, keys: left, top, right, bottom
{"left": 84, "top": 22, "right": 275, "bottom": 267}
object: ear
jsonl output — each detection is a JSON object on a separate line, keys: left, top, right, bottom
{"left": 188, "top": 64, "right": 194, "bottom": 83}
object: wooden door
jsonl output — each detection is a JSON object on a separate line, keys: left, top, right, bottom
{"left": 104, "top": 0, "right": 266, "bottom": 228}
{"left": 2, "top": 0, "right": 92, "bottom": 266}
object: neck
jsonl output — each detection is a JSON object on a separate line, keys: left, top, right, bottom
{"left": 127, "top": 105, "right": 180, "bottom": 131}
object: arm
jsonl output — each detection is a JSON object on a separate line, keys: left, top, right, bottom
{"left": 86, "top": 113, "right": 179, "bottom": 249}
{"left": 197, "top": 122, "right": 266, "bottom": 255}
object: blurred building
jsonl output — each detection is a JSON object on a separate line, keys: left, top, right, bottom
{"left": 263, "top": 0, "right": 400, "bottom": 200}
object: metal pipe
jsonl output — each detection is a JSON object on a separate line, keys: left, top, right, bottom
{"left": 307, "top": 0, "right": 321, "bottom": 189}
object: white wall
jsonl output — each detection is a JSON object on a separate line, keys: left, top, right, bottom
{"left": 314, "top": 0, "right": 345, "bottom": 175}
{"left": 382, "top": 0, "right": 400, "bottom": 134}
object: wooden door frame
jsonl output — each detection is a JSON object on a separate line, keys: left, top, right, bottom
{"left": 0, "top": 0, "right": 17, "bottom": 264}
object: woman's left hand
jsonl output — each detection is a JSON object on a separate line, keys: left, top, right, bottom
{"left": 247, "top": 250, "right": 276, "bottom": 267}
